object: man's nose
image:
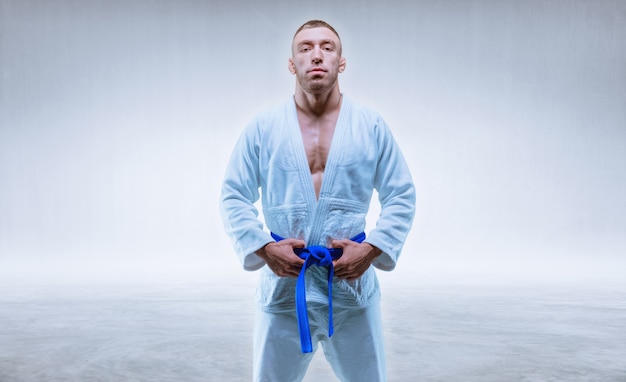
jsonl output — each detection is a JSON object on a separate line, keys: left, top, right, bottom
{"left": 311, "top": 46, "right": 323, "bottom": 63}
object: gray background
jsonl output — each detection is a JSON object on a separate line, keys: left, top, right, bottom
{"left": 1, "top": 0, "right": 625, "bottom": 284}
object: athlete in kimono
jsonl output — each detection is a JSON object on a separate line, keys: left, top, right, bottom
{"left": 220, "top": 20, "right": 415, "bottom": 381}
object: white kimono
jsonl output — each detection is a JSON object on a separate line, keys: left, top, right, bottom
{"left": 220, "top": 95, "right": 415, "bottom": 313}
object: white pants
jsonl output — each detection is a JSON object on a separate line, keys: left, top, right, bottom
{"left": 253, "top": 302, "right": 386, "bottom": 382}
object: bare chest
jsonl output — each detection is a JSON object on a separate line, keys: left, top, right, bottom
{"left": 298, "top": 117, "right": 337, "bottom": 173}
{"left": 297, "top": 113, "right": 339, "bottom": 198}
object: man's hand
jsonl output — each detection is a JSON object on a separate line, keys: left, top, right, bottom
{"left": 331, "top": 240, "right": 382, "bottom": 281}
{"left": 256, "top": 239, "right": 306, "bottom": 278}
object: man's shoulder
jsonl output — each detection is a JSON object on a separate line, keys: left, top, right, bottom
{"left": 343, "top": 96, "right": 387, "bottom": 130}
{"left": 239, "top": 100, "right": 293, "bottom": 138}
{"left": 342, "top": 96, "right": 381, "bottom": 117}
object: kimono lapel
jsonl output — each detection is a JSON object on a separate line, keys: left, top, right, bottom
{"left": 318, "top": 97, "right": 350, "bottom": 201}
{"left": 287, "top": 99, "right": 318, "bottom": 215}
{"left": 286, "top": 96, "right": 351, "bottom": 245}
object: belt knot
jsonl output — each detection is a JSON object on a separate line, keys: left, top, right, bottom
{"left": 301, "top": 245, "right": 333, "bottom": 266}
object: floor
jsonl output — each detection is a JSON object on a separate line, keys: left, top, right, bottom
{"left": 1, "top": 279, "right": 624, "bottom": 381}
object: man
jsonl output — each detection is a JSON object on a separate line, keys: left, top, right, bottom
{"left": 220, "top": 20, "right": 415, "bottom": 382}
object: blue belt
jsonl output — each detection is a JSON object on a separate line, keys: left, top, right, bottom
{"left": 270, "top": 232, "right": 366, "bottom": 353}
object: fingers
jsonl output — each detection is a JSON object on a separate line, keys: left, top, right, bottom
{"left": 284, "top": 238, "right": 306, "bottom": 249}
{"left": 330, "top": 239, "right": 351, "bottom": 248}
{"left": 267, "top": 258, "right": 302, "bottom": 278}
{"left": 333, "top": 256, "right": 358, "bottom": 280}
{"left": 333, "top": 263, "right": 364, "bottom": 281}
{"left": 258, "top": 240, "right": 305, "bottom": 278}
{"left": 274, "top": 261, "right": 303, "bottom": 278}
{"left": 332, "top": 242, "right": 373, "bottom": 281}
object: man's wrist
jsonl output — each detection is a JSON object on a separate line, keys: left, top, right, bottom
{"left": 364, "top": 243, "right": 382, "bottom": 260}
{"left": 255, "top": 242, "right": 273, "bottom": 260}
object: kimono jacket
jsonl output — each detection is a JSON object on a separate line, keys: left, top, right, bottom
{"left": 220, "top": 96, "right": 416, "bottom": 312}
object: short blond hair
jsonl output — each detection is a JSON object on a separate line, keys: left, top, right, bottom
{"left": 293, "top": 20, "right": 341, "bottom": 41}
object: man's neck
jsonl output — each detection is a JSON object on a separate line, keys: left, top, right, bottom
{"left": 294, "top": 87, "right": 342, "bottom": 118}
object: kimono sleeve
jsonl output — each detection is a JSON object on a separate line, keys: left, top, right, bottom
{"left": 365, "top": 118, "right": 416, "bottom": 271}
{"left": 219, "top": 121, "right": 273, "bottom": 270}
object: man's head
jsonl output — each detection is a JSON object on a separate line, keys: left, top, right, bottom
{"left": 292, "top": 20, "right": 342, "bottom": 56}
{"left": 289, "top": 20, "right": 346, "bottom": 95}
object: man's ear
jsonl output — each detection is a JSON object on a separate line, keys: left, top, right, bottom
{"left": 338, "top": 57, "right": 346, "bottom": 73}
{"left": 288, "top": 58, "right": 296, "bottom": 74}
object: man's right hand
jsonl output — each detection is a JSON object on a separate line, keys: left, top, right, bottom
{"left": 255, "top": 239, "right": 306, "bottom": 278}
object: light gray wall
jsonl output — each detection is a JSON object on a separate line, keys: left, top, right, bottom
{"left": 1, "top": 0, "right": 624, "bottom": 283}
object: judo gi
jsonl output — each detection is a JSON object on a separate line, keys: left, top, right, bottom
{"left": 220, "top": 95, "right": 415, "bottom": 381}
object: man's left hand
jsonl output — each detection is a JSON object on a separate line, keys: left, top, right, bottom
{"left": 331, "top": 240, "right": 382, "bottom": 281}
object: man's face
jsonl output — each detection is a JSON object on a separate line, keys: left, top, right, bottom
{"left": 289, "top": 27, "right": 346, "bottom": 94}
